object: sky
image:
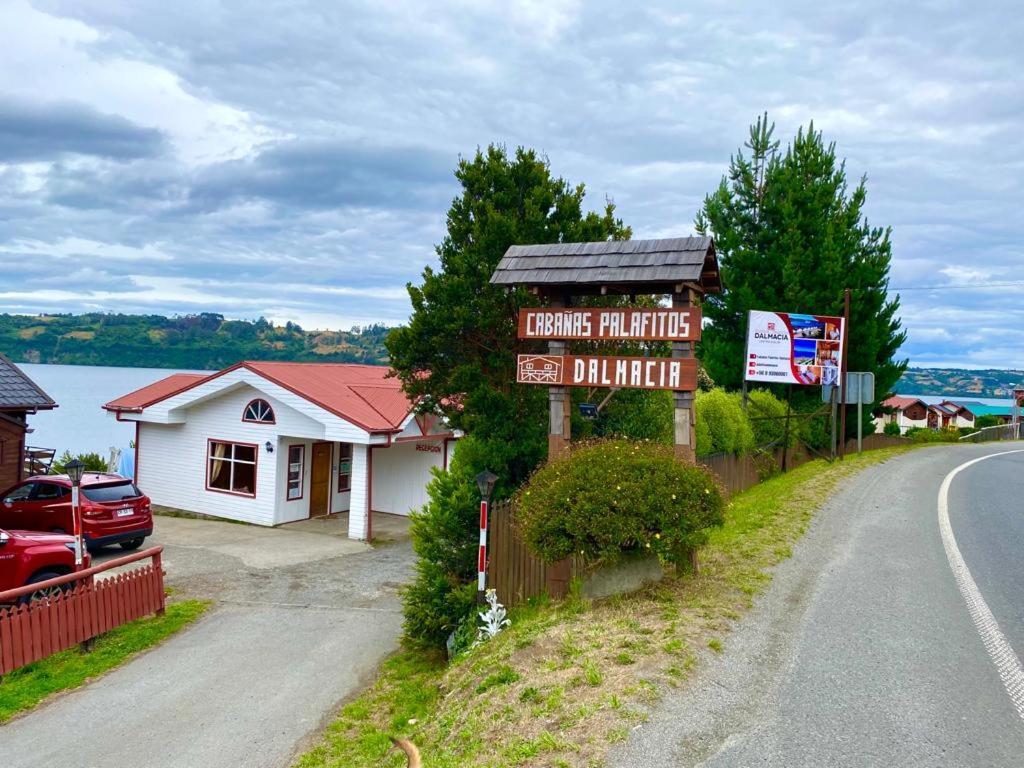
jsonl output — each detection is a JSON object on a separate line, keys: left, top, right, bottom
{"left": 0, "top": 0, "right": 1021, "bottom": 369}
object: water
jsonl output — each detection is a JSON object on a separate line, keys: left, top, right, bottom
{"left": 17, "top": 363, "right": 211, "bottom": 458}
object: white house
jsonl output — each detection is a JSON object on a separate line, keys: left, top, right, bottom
{"left": 103, "top": 362, "right": 457, "bottom": 540}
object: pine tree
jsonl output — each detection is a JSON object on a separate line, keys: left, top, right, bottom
{"left": 696, "top": 115, "right": 906, "bottom": 418}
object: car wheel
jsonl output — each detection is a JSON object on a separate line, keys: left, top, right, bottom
{"left": 20, "top": 571, "right": 69, "bottom": 605}
{"left": 119, "top": 537, "right": 144, "bottom": 551}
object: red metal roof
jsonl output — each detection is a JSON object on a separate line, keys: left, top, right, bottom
{"left": 103, "top": 373, "right": 208, "bottom": 413}
{"left": 104, "top": 362, "right": 414, "bottom": 433}
{"left": 882, "top": 395, "right": 926, "bottom": 411}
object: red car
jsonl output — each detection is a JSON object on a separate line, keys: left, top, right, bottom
{"left": 0, "top": 527, "right": 88, "bottom": 601}
{"left": 0, "top": 473, "right": 153, "bottom": 552}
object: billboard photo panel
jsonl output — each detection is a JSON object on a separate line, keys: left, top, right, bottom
{"left": 745, "top": 310, "right": 845, "bottom": 386}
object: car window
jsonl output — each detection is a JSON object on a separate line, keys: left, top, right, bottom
{"left": 3, "top": 483, "right": 35, "bottom": 502}
{"left": 34, "top": 483, "right": 68, "bottom": 501}
{"left": 82, "top": 482, "right": 142, "bottom": 503}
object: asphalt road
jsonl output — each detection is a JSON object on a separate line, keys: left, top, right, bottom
{"left": 1, "top": 516, "right": 413, "bottom": 768}
{"left": 611, "top": 443, "right": 1024, "bottom": 767}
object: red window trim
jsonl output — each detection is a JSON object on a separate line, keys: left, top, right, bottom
{"left": 241, "top": 398, "right": 277, "bottom": 425}
{"left": 337, "top": 442, "right": 353, "bottom": 493}
{"left": 285, "top": 444, "right": 305, "bottom": 502}
{"left": 205, "top": 438, "right": 259, "bottom": 498}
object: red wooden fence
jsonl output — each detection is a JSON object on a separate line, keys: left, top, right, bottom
{"left": 0, "top": 547, "right": 165, "bottom": 675}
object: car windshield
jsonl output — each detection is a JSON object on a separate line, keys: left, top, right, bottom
{"left": 82, "top": 482, "right": 142, "bottom": 503}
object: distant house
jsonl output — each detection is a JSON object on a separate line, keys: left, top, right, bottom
{"left": 104, "top": 362, "right": 458, "bottom": 540}
{"left": 0, "top": 354, "right": 57, "bottom": 489}
{"left": 947, "top": 400, "right": 1014, "bottom": 424}
{"left": 928, "top": 401, "right": 974, "bottom": 429}
{"left": 876, "top": 396, "right": 930, "bottom": 434}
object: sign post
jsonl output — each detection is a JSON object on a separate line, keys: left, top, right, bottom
{"left": 822, "top": 372, "right": 875, "bottom": 453}
{"left": 475, "top": 470, "right": 498, "bottom": 605}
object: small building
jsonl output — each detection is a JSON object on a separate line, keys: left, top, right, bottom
{"left": 103, "top": 362, "right": 457, "bottom": 540}
{"left": 0, "top": 354, "right": 57, "bottom": 489}
{"left": 876, "top": 395, "right": 930, "bottom": 434}
{"left": 934, "top": 401, "right": 975, "bottom": 429}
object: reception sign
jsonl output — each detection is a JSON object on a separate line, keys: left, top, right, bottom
{"left": 518, "top": 307, "right": 700, "bottom": 342}
{"left": 744, "top": 310, "right": 844, "bottom": 386}
{"left": 517, "top": 354, "right": 698, "bottom": 391}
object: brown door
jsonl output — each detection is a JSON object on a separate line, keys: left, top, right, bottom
{"left": 309, "top": 442, "right": 332, "bottom": 518}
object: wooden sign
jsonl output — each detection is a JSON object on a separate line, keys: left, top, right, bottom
{"left": 517, "top": 354, "right": 697, "bottom": 391}
{"left": 518, "top": 307, "right": 701, "bottom": 341}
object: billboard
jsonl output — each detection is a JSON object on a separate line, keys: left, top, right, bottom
{"left": 517, "top": 354, "right": 698, "bottom": 391}
{"left": 744, "top": 310, "right": 844, "bottom": 386}
{"left": 518, "top": 307, "right": 700, "bottom": 341}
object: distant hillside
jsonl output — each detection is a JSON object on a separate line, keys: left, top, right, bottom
{"left": 0, "top": 312, "right": 391, "bottom": 370}
{"left": 896, "top": 367, "right": 1023, "bottom": 398}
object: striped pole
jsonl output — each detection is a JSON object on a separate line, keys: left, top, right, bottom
{"left": 477, "top": 498, "right": 489, "bottom": 603}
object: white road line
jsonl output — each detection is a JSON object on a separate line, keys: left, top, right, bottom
{"left": 938, "top": 449, "right": 1024, "bottom": 721}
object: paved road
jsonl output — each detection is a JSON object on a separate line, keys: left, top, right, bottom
{"left": 611, "top": 444, "right": 1024, "bottom": 767}
{"left": 1, "top": 516, "right": 412, "bottom": 768}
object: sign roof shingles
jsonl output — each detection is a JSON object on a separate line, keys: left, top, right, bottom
{"left": 490, "top": 236, "right": 720, "bottom": 293}
{"left": 0, "top": 354, "right": 56, "bottom": 411}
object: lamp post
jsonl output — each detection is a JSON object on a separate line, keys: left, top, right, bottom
{"left": 475, "top": 469, "right": 498, "bottom": 605}
{"left": 66, "top": 458, "right": 86, "bottom": 570}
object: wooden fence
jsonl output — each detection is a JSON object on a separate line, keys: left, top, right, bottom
{"left": 488, "top": 435, "right": 911, "bottom": 605}
{"left": 0, "top": 547, "right": 165, "bottom": 675}
{"left": 489, "top": 500, "right": 584, "bottom": 606}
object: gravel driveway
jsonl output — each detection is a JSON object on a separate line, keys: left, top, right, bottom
{"left": 1, "top": 515, "right": 413, "bottom": 768}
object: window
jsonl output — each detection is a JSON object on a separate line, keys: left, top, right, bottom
{"left": 337, "top": 443, "right": 353, "bottom": 492}
{"left": 286, "top": 445, "right": 304, "bottom": 501}
{"left": 83, "top": 481, "right": 141, "bottom": 502}
{"left": 35, "top": 483, "right": 69, "bottom": 500}
{"left": 3, "top": 483, "right": 35, "bottom": 503}
{"left": 207, "top": 440, "right": 258, "bottom": 497}
{"left": 242, "top": 399, "right": 275, "bottom": 424}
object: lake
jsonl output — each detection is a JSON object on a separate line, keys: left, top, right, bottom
{"left": 18, "top": 363, "right": 211, "bottom": 457}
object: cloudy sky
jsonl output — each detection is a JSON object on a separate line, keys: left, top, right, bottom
{"left": 1, "top": 0, "right": 1021, "bottom": 369}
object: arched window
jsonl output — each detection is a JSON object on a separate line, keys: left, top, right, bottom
{"left": 242, "top": 398, "right": 276, "bottom": 424}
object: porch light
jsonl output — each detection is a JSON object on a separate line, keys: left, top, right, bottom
{"left": 66, "top": 458, "right": 85, "bottom": 486}
{"left": 475, "top": 469, "right": 498, "bottom": 502}
{"left": 265, "top": 441, "right": 274, "bottom": 454}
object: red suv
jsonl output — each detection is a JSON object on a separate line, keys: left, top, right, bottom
{"left": 0, "top": 474, "right": 153, "bottom": 552}
{"left": 0, "top": 527, "right": 88, "bottom": 601}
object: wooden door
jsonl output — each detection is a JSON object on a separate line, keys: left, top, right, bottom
{"left": 309, "top": 442, "right": 332, "bottom": 518}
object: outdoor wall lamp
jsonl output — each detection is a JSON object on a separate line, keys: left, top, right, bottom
{"left": 265, "top": 441, "right": 274, "bottom": 454}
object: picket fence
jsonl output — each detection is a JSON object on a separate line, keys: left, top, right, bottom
{"left": 0, "top": 547, "right": 165, "bottom": 675}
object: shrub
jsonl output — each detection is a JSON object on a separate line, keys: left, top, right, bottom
{"left": 695, "top": 389, "right": 754, "bottom": 456}
{"left": 976, "top": 415, "right": 1001, "bottom": 429}
{"left": 51, "top": 451, "right": 107, "bottom": 474}
{"left": 905, "top": 426, "right": 960, "bottom": 443}
{"left": 597, "top": 389, "right": 673, "bottom": 443}
{"left": 516, "top": 440, "right": 726, "bottom": 569}
{"left": 883, "top": 420, "right": 902, "bottom": 437}
{"left": 746, "top": 389, "right": 796, "bottom": 448}
{"left": 401, "top": 439, "right": 484, "bottom": 650}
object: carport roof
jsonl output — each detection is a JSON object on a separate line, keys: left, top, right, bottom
{"left": 104, "top": 362, "right": 415, "bottom": 433}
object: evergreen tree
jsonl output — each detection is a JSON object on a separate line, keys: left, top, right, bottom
{"left": 387, "top": 144, "right": 630, "bottom": 490}
{"left": 696, "top": 114, "right": 906, "bottom": 419}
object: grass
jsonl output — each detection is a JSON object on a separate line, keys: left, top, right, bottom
{"left": 0, "top": 599, "right": 210, "bottom": 723}
{"left": 296, "top": 447, "right": 916, "bottom": 768}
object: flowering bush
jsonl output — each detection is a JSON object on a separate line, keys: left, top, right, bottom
{"left": 516, "top": 440, "right": 726, "bottom": 568}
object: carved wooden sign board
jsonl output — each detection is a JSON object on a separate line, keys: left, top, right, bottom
{"left": 518, "top": 307, "right": 701, "bottom": 342}
{"left": 516, "top": 354, "right": 697, "bottom": 392}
